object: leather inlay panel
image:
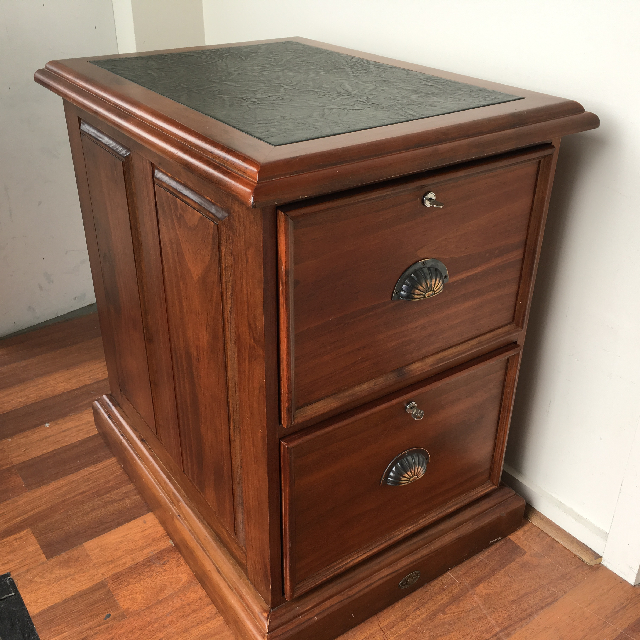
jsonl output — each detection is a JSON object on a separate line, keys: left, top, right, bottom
{"left": 91, "top": 41, "right": 521, "bottom": 146}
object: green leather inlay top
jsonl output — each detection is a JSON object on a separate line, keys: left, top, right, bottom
{"left": 92, "top": 41, "right": 522, "bottom": 146}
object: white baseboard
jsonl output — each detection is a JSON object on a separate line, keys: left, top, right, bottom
{"left": 601, "top": 422, "right": 640, "bottom": 586}
{"left": 502, "top": 464, "right": 608, "bottom": 555}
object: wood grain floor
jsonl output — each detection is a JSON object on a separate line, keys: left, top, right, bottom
{"left": 1, "top": 314, "right": 639, "bottom": 640}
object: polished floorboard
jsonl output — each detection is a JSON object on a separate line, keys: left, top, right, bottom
{"left": 1, "top": 314, "right": 639, "bottom": 640}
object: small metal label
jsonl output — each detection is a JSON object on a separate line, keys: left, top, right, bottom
{"left": 399, "top": 570, "right": 421, "bottom": 589}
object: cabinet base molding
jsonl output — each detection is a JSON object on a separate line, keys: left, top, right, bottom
{"left": 93, "top": 394, "right": 525, "bottom": 640}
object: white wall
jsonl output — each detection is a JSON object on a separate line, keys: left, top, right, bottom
{"left": 112, "top": 0, "right": 205, "bottom": 53}
{"left": 0, "top": 0, "right": 118, "bottom": 336}
{"left": 203, "top": 0, "right": 640, "bottom": 572}
{"left": 0, "top": 0, "right": 207, "bottom": 338}
{"left": 132, "top": 0, "right": 204, "bottom": 52}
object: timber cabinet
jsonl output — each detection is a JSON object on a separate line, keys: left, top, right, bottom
{"left": 35, "top": 38, "right": 599, "bottom": 640}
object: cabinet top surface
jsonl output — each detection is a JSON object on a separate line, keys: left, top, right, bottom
{"left": 90, "top": 41, "right": 521, "bottom": 146}
{"left": 36, "top": 37, "right": 598, "bottom": 206}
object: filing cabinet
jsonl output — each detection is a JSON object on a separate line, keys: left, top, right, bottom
{"left": 36, "top": 37, "right": 598, "bottom": 639}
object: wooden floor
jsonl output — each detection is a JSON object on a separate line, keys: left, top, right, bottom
{"left": 1, "top": 315, "right": 639, "bottom": 640}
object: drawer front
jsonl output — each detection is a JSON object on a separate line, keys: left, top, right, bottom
{"left": 278, "top": 146, "right": 551, "bottom": 425}
{"left": 281, "top": 348, "right": 520, "bottom": 598}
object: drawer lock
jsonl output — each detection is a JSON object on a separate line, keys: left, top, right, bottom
{"left": 405, "top": 401, "right": 424, "bottom": 420}
{"left": 392, "top": 258, "right": 449, "bottom": 301}
{"left": 382, "top": 448, "right": 430, "bottom": 486}
{"left": 422, "top": 191, "right": 444, "bottom": 208}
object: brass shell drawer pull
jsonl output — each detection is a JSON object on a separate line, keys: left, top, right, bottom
{"left": 382, "top": 448, "right": 430, "bottom": 486}
{"left": 422, "top": 191, "right": 444, "bottom": 208}
{"left": 392, "top": 258, "right": 449, "bottom": 301}
{"left": 405, "top": 401, "right": 424, "bottom": 420}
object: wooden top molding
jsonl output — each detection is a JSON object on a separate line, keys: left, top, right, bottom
{"left": 35, "top": 37, "right": 599, "bottom": 207}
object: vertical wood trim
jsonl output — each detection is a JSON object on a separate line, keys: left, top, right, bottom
{"left": 73, "top": 112, "right": 156, "bottom": 432}
{"left": 514, "top": 145, "right": 561, "bottom": 332}
{"left": 64, "top": 105, "right": 119, "bottom": 400}
{"left": 277, "top": 210, "right": 294, "bottom": 428}
{"left": 81, "top": 136, "right": 156, "bottom": 430}
{"left": 262, "top": 206, "right": 285, "bottom": 605}
{"left": 280, "top": 438, "right": 296, "bottom": 600}
{"left": 490, "top": 351, "right": 523, "bottom": 485}
{"left": 218, "top": 217, "right": 246, "bottom": 546}
{"left": 126, "top": 154, "right": 183, "bottom": 463}
{"left": 232, "top": 204, "right": 284, "bottom": 607}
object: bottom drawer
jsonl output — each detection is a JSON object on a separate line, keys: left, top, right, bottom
{"left": 281, "top": 347, "right": 520, "bottom": 599}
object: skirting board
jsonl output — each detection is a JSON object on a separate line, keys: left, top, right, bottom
{"left": 502, "top": 464, "right": 607, "bottom": 555}
{"left": 94, "top": 394, "right": 526, "bottom": 640}
{"left": 524, "top": 505, "right": 601, "bottom": 565}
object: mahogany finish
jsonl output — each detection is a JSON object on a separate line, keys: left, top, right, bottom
{"left": 35, "top": 38, "right": 598, "bottom": 640}
{"left": 279, "top": 147, "right": 549, "bottom": 423}
{"left": 154, "top": 183, "right": 235, "bottom": 534}
{"left": 282, "top": 350, "right": 517, "bottom": 598}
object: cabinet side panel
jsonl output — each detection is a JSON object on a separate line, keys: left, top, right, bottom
{"left": 126, "top": 154, "right": 183, "bottom": 463}
{"left": 80, "top": 133, "right": 156, "bottom": 430}
{"left": 153, "top": 184, "right": 235, "bottom": 534}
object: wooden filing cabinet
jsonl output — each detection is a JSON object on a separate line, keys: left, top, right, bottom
{"left": 35, "top": 38, "right": 598, "bottom": 639}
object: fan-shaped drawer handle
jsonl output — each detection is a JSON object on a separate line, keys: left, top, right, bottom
{"left": 423, "top": 191, "right": 444, "bottom": 208}
{"left": 381, "top": 448, "right": 430, "bottom": 486}
{"left": 392, "top": 258, "right": 449, "bottom": 301}
{"left": 405, "top": 401, "right": 424, "bottom": 420}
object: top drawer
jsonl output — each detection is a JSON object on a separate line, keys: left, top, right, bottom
{"left": 278, "top": 146, "right": 553, "bottom": 426}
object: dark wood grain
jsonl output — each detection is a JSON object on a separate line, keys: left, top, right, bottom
{"left": 282, "top": 349, "right": 513, "bottom": 598}
{"left": 123, "top": 151, "right": 183, "bottom": 463}
{"left": 154, "top": 182, "right": 235, "bottom": 536}
{"left": 30, "top": 474, "right": 149, "bottom": 560}
{"left": 30, "top": 582, "right": 125, "bottom": 639}
{"left": 0, "top": 312, "right": 101, "bottom": 367}
{"left": 64, "top": 105, "right": 122, "bottom": 407}
{"left": 222, "top": 201, "right": 283, "bottom": 606}
{"left": 0, "top": 459, "right": 148, "bottom": 559}
{"left": 280, "top": 147, "right": 547, "bottom": 424}
{"left": 0, "top": 379, "right": 109, "bottom": 439}
{"left": 491, "top": 353, "right": 523, "bottom": 485}
{"left": 80, "top": 130, "right": 156, "bottom": 431}
{"left": 106, "top": 390, "right": 247, "bottom": 566}
{"left": 513, "top": 142, "right": 562, "bottom": 335}
{"left": 0, "top": 468, "right": 27, "bottom": 503}
{"left": 15, "top": 434, "right": 112, "bottom": 489}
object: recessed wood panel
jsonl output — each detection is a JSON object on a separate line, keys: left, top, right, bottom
{"left": 154, "top": 184, "right": 235, "bottom": 535}
{"left": 281, "top": 351, "right": 514, "bottom": 598}
{"left": 280, "top": 150, "right": 546, "bottom": 423}
{"left": 80, "top": 132, "right": 155, "bottom": 430}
